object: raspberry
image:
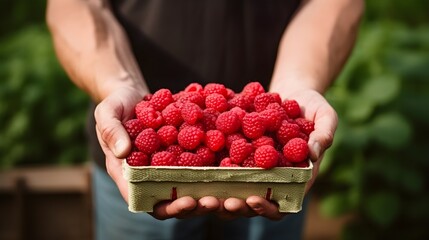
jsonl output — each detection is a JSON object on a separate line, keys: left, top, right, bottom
{"left": 177, "top": 126, "right": 205, "bottom": 150}
{"left": 165, "top": 145, "right": 184, "bottom": 156}
{"left": 157, "top": 125, "right": 178, "bottom": 146}
{"left": 226, "top": 88, "right": 235, "bottom": 99}
{"left": 201, "top": 108, "right": 219, "bottom": 131}
{"left": 282, "top": 138, "right": 309, "bottom": 163}
{"left": 253, "top": 93, "right": 275, "bottom": 112}
{"left": 259, "top": 108, "right": 282, "bottom": 132}
{"left": 241, "top": 82, "right": 265, "bottom": 100}
{"left": 205, "top": 130, "right": 225, "bottom": 152}
{"left": 151, "top": 151, "right": 177, "bottom": 166}
{"left": 225, "top": 133, "right": 245, "bottom": 149}
{"left": 282, "top": 99, "right": 301, "bottom": 119}
{"left": 205, "top": 93, "right": 229, "bottom": 112}
{"left": 136, "top": 107, "right": 164, "bottom": 129}
{"left": 203, "top": 83, "right": 228, "bottom": 98}
{"left": 241, "top": 153, "right": 257, "bottom": 167}
{"left": 266, "top": 102, "right": 289, "bottom": 121}
{"left": 294, "top": 161, "right": 310, "bottom": 168}
{"left": 216, "top": 111, "right": 241, "bottom": 135}
{"left": 150, "top": 89, "right": 174, "bottom": 111}
{"left": 181, "top": 102, "right": 203, "bottom": 125}
{"left": 135, "top": 128, "right": 161, "bottom": 154}
{"left": 178, "top": 152, "right": 204, "bottom": 166}
{"left": 228, "top": 94, "right": 253, "bottom": 111}
{"left": 254, "top": 145, "right": 279, "bottom": 169}
{"left": 278, "top": 152, "right": 294, "bottom": 167}
{"left": 295, "top": 117, "right": 315, "bottom": 135}
{"left": 135, "top": 100, "right": 153, "bottom": 115}
{"left": 196, "top": 146, "right": 216, "bottom": 166}
{"left": 123, "top": 119, "right": 145, "bottom": 139}
{"left": 252, "top": 136, "right": 275, "bottom": 148}
{"left": 184, "top": 83, "right": 204, "bottom": 93}
{"left": 298, "top": 132, "right": 309, "bottom": 142}
{"left": 179, "top": 122, "right": 204, "bottom": 132}
{"left": 126, "top": 151, "right": 149, "bottom": 166}
{"left": 242, "top": 112, "right": 265, "bottom": 139}
{"left": 176, "top": 91, "right": 205, "bottom": 108}
{"left": 276, "top": 120, "right": 301, "bottom": 145}
{"left": 270, "top": 92, "right": 282, "bottom": 104}
{"left": 229, "top": 139, "right": 253, "bottom": 164}
{"left": 142, "top": 93, "right": 153, "bottom": 101}
{"left": 229, "top": 107, "right": 246, "bottom": 120}
{"left": 162, "top": 104, "right": 183, "bottom": 127}
{"left": 219, "top": 157, "right": 240, "bottom": 167}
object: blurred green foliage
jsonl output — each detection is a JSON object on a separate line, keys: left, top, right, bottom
{"left": 0, "top": 1, "right": 89, "bottom": 168}
{"left": 316, "top": 1, "right": 429, "bottom": 239}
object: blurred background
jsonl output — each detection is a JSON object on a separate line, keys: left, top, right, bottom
{"left": 1, "top": 0, "right": 428, "bottom": 239}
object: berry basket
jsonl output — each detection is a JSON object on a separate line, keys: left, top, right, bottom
{"left": 122, "top": 160, "right": 313, "bottom": 213}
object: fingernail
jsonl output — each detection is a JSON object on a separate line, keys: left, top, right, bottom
{"left": 114, "top": 139, "right": 126, "bottom": 157}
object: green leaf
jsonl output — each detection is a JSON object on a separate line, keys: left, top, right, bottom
{"left": 320, "top": 192, "right": 351, "bottom": 217}
{"left": 370, "top": 112, "right": 412, "bottom": 148}
{"left": 345, "top": 96, "right": 376, "bottom": 122}
{"left": 364, "top": 192, "right": 400, "bottom": 227}
{"left": 360, "top": 74, "right": 401, "bottom": 105}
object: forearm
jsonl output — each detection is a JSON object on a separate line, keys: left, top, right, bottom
{"left": 270, "top": 0, "right": 364, "bottom": 95}
{"left": 46, "top": 0, "right": 148, "bottom": 102}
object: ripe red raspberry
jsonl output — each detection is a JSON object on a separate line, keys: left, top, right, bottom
{"left": 151, "top": 151, "right": 178, "bottom": 166}
{"left": 178, "top": 122, "right": 204, "bottom": 132}
{"left": 216, "top": 111, "right": 241, "bottom": 135}
{"left": 241, "top": 153, "right": 257, "bottom": 167}
{"left": 205, "top": 93, "right": 229, "bottom": 112}
{"left": 219, "top": 157, "right": 240, "bottom": 167}
{"left": 176, "top": 91, "right": 205, "bottom": 108}
{"left": 254, "top": 145, "right": 279, "bottom": 169}
{"left": 177, "top": 126, "right": 205, "bottom": 150}
{"left": 184, "top": 83, "right": 204, "bottom": 93}
{"left": 203, "top": 83, "right": 228, "bottom": 98}
{"left": 242, "top": 112, "right": 265, "bottom": 139}
{"left": 136, "top": 107, "right": 164, "bottom": 129}
{"left": 135, "top": 100, "right": 153, "bottom": 115}
{"left": 228, "top": 94, "right": 253, "bottom": 111}
{"left": 298, "top": 132, "right": 309, "bottom": 142}
{"left": 229, "top": 107, "right": 246, "bottom": 120}
{"left": 162, "top": 104, "right": 183, "bottom": 127}
{"left": 229, "top": 139, "right": 253, "bottom": 164}
{"left": 196, "top": 146, "right": 216, "bottom": 166}
{"left": 124, "top": 119, "right": 145, "bottom": 139}
{"left": 126, "top": 151, "right": 149, "bottom": 166}
{"left": 295, "top": 117, "right": 315, "bottom": 135}
{"left": 178, "top": 152, "right": 205, "bottom": 166}
{"left": 294, "top": 161, "right": 310, "bottom": 168}
{"left": 259, "top": 108, "right": 283, "bottom": 132}
{"left": 270, "top": 92, "right": 282, "bottom": 104}
{"left": 276, "top": 120, "right": 301, "bottom": 145}
{"left": 253, "top": 93, "right": 276, "bottom": 112}
{"left": 266, "top": 102, "right": 289, "bottom": 121}
{"left": 181, "top": 102, "right": 203, "bottom": 125}
{"left": 282, "top": 99, "right": 301, "bottom": 119}
{"left": 282, "top": 138, "right": 309, "bottom": 163}
{"left": 252, "top": 136, "right": 275, "bottom": 148}
{"left": 205, "top": 130, "right": 225, "bottom": 152}
{"left": 225, "top": 133, "right": 245, "bottom": 150}
{"left": 157, "top": 125, "right": 178, "bottom": 146}
{"left": 226, "top": 88, "right": 235, "bottom": 99}
{"left": 165, "top": 145, "right": 184, "bottom": 156}
{"left": 278, "top": 152, "right": 294, "bottom": 167}
{"left": 135, "top": 128, "right": 161, "bottom": 155}
{"left": 150, "top": 89, "right": 174, "bottom": 111}
{"left": 201, "top": 108, "right": 219, "bottom": 131}
{"left": 241, "top": 82, "right": 265, "bottom": 100}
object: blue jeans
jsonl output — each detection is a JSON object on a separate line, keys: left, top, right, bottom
{"left": 92, "top": 164, "right": 308, "bottom": 240}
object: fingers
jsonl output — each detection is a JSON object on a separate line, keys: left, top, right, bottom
{"left": 152, "top": 196, "right": 220, "bottom": 220}
{"left": 308, "top": 107, "right": 337, "bottom": 162}
{"left": 246, "top": 196, "right": 285, "bottom": 221}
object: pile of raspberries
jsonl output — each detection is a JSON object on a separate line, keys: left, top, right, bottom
{"left": 124, "top": 82, "right": 314, "bottom": 169}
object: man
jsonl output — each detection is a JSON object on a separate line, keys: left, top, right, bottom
{"left": 46, "top": 0, "right": 363, "bottom": 239}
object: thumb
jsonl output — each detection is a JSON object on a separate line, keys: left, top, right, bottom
{"left": 94, "top": 102, "right": 132, "bottom": 158}
{"left": 307, "top": 111, "right": 337, "bottom": 162}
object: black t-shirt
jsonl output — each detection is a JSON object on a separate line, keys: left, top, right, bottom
{"left": 89, "top": 0, "right": 301, "bottom": 169}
